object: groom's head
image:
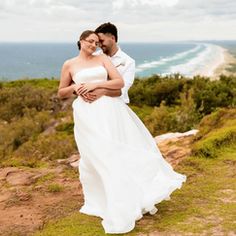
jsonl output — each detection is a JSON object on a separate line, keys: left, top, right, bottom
{"left": 95, "top": 22, "right": 118, "bottom": 56}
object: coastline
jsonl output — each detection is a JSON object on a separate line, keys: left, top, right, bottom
{"left": 163, "top": 43, "right": 235, "bottom": 79}
{"left": 212, "top": 47, "right": 236, "bottom": 79}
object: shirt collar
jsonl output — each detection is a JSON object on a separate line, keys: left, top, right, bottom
{"left": 111, "top": 47, "right": 122, "bottom": 58}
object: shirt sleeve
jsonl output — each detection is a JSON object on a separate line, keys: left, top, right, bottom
{"left": 121, "top": 59, "right": 135, "bottom": 99}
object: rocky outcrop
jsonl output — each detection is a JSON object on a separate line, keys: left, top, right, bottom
{"left": 0, "top": 167, "right": 46, "bottom": 186}
{"left": 57, "top": 153, "right": 80, "bottom": 168}
{"left": 155, "top": 129, "right": 198, "bottom": 143}
{"left": 0, "top": 130, "right": 197, "bottom": 236}
{"left": 155, "top": 129, "right": 198, "bottom": 166}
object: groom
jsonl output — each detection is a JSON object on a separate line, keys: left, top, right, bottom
{"left": 82, "top": 22, "right": 135, "bottom": 104}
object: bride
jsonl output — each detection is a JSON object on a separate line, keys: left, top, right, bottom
{"left": 58, "top": 30, "right": 186, "bottom": 234}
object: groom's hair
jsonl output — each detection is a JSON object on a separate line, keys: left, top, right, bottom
{"left": 95, "top": 22, "right": 118, "bottom": 42}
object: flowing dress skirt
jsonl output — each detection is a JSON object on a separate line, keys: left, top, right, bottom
{"left": 72, "top": 96, "right": 186, "bottom": 234}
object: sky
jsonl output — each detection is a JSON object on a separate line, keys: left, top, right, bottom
{"left": 0, "top": 0, "right": 236, "bottom": 42}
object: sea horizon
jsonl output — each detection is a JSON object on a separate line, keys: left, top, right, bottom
{"left": 1, "top": 40, "right": 236, "bottom": 81}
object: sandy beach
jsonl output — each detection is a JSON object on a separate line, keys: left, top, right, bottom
{"left": 167, "top": 43, "right": 236, "bottom": 79}
{"left": 212, "top": 48, "right": 236, "bottom": 79}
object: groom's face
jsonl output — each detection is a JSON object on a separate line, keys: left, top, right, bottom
{"left": 97, "top": 33, "right": 114, "bottom": 55}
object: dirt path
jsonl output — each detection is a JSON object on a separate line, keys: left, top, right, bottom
{"left": 0, "top": 134, "right": 194, "bottom": 236}
{"left": 0, "top": 164, "right": 83, "bottom": 236}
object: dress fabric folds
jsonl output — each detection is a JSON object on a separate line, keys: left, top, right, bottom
{"left": 72, "top": 66, "right": 186, "bottom": 234}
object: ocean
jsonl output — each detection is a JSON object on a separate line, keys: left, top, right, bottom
{"left": 0, "top": 41, "right": 235, "bottom": 81}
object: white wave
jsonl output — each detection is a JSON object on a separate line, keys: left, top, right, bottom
{"left": 169, "top": 43, "right": 225, "bottom": 77}
{"left": 136, "top": 44, "right": 202, "bottom": 73}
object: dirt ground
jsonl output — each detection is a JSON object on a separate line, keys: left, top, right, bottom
{"left": 0, "top": 135, "right": 194, "bottom": 236}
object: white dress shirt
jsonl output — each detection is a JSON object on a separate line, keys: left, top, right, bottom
{"left": 95, "top": 47, "right": 135, "bottom": 103}
{"left": 110, "top": 48, "right": 135, "bottom": 103}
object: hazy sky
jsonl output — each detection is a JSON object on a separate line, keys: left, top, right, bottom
{"left": 0, "top": 0, "right": 236, "bottom": 42}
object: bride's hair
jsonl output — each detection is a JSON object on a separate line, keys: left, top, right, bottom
{"left": 77, "top": 30, "right": 97, "bottom": 50}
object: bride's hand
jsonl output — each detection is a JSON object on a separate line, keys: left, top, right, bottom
{"left": 76, "top": 83, "right": 97, "bottom": 95}
{"left": 73, "top": 84, "right": 84, "bottom": 96}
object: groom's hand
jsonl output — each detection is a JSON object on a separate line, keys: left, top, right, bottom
{"left": 81, "top": 88, "right": 106, "bottom": 103}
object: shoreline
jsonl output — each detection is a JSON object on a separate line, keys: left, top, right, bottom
{"left": 212, "top": 47, "right": 236, "bottom": 79}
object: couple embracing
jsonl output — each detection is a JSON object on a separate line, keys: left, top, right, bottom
{"left": 58, "top": 22, "right": 186, "bottom": 234}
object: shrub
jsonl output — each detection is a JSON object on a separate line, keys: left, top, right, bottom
{"left": 192, "top": 108, "right": 236, "bottom": 158}
{"left": 192, "top": 125, "right": 236, "bottom": 158}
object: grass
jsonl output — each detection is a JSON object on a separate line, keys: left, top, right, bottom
{"left": 36, "top": 173, "right": 56, "bottom": 185}
{"left": 2, "top": 78, "right": 59, "bottom": 89}
{"left": 1, "top": 78, "right": 235, "bottom": 235}
{"left": 34, "top": 108, "right": 236, "bottom": 235}
{"left": 47, "top": 184, "right": 64, "bottom": 193}
{"left": 192, "top": 109, "right": 236, "bottom": 158}
{"left": 34, "top": 145, "right": 236, "bottom": 236}
{"left": 192, "top": 124, "right": 236, "bottom": 157}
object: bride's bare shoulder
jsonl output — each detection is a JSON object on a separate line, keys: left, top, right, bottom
{"left": 65, "top": 56, "right": 78, "bottom": 64}
{"left": 94, "top": 54, "right": 110, "bottom": 63}
{"left": 62, "top": 57, "right": 78, "bottom": 69}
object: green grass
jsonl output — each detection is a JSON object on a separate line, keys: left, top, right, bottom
{"left": 34, "top": 109, "right": 236, "bottom": 235}
{"left": 192, "top": 125, "right": 236, "bottom": 158}
{"left": 47, "top": 183, "right": 64, "bottom": 193}
{"left": 34, "top": 146, "right": 236, "bottom": 236}
{"left": 2, "top": 78, "right": 59, "bottom": 89}
{"left": 1, "top": 79, "right": 235, "bottom": 235}
{"left": 36, "top": 173, "right": 56, "bottom": 185}
{"left": 128, "top": 104, "right": 154, "bottom": 122}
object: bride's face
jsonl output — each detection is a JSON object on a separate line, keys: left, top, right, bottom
{"left": 81, "top": 33, "right": 100, "bottom": 54}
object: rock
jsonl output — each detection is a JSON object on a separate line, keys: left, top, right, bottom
{"left": 54, "top": 166, "right": 65, "bottom": 174}
{"left": 70, "top": 160, "right": 79, "bottom": 168}
{"left": 56, "top": 159, "right": 68, "bottom": 164}
{"left": 57, "top": 154, "right": 80, "bottom": 167}
{"left": 155, "top": 129, "right": 199, "bottom": 144}
{"left": 42, "top": 120, "right": 59, "bottom": 135}
{"left": 6, "top": 171, "right": 37, "bottom": 186}
{"left": 0, "top": 167, "right": 19, "bottom": 181}
{"left": 156, "top": 130, "right": 197, "bottom": 166}
{"left": 15, "top": 191, "right": 31, "bottom": 201}
{"left": 68, "top": 154, "right": 80, "bottom": 163}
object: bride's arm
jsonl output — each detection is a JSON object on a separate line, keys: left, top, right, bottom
{"left": 98, "top": 54, "right": 125, "bottom": 89}
{"left": 58, "top": 60, "right": 78, "bottom": 98}
{"left": 77, "top": 55, "right": 124, "bottom": 95}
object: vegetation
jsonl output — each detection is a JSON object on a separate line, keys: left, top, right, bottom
{"left": 129, "top": 74, "right": 236, "bottom": 114}
{"left": 0, "top": 75, "right": 235, "bottom": 168}
{"left": 129, "top": 74, "right": 236, "bottom": 135}
{"left": 34, "top": 108, "right": 236, "bottom": 236}
{"left": 0, "top": 79, "right": 77, "bottom": 168}
{"left": 0, "top": 76, "right": 235, "bottom": 235}
{"left": 192, "top": 108, "right": 236, "bottom": 158}
{"left": 47, "top": 183, "right": 64, "bottom": 193}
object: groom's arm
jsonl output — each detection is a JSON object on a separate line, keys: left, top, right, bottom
{"left": 91, "top": 88, "right": 121, "bottom": 97}
{"left": 81, "top": 88, "right": 121, "bottom": 103}
{"left": 104, "top": 88, "right": 122, "bottom": 97}
{"left": 82, "top": 57, "right": 135, "bottom": 103}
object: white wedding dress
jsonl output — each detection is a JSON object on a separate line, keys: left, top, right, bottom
{"left": 72, "top": 66, "right": 186, "bottom": 234}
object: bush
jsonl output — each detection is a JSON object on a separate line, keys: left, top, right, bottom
{"left": 140, "top": 89, "right": 200, "bottom": 136}
{"left": 0, "top": 84, "right": 60, "bottom": 122}
{"left": 129, "top": 75, "right": 187, "bottom": 106}
{"left": 192, "top": 125, "right": 236, "bottom": 158}
{"left": 0, "top": 111, "right": 52, "bottom": 159}
{"left": 192, "top": 108, "right": 236, "bottom": 158}
{"left": 129, "top": 75, "right": 236, "bottom": 117}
